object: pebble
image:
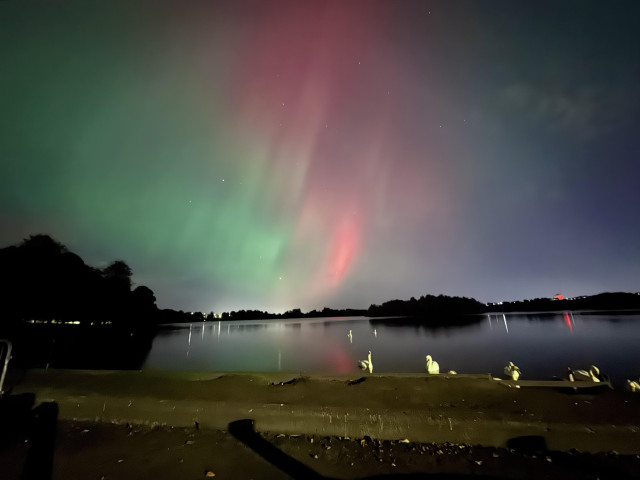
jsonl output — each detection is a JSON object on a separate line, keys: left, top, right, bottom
{"left": 205, "top": 471, "right": 215, "bottom": 477}
{"left": 475, "top": 460, "right": 483, "bottom": 466}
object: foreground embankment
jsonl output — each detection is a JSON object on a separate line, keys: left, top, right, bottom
{"left": 7, "top": 369, "right": 640, "bottom": 454}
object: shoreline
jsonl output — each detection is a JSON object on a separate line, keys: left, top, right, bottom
{"left": 6, "top": 369, "right": 640, "bottom": 455}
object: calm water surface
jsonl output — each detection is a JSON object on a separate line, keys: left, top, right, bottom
{"left": 143, "top": 313, "right": 640, "bottom": 385}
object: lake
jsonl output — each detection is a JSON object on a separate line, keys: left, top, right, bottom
{"left": 143, "top": 312, "right": 640, "bottom": 386}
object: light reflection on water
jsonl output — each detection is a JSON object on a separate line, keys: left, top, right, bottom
{"left": 143, "top": 313, "right": 640, "bottom": 385}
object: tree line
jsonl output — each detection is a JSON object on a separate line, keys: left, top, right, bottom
{"left": 1, "top": 234, "right": 638, "bottom": 327}
{"left": 0, "top": 234, "right": 195, "bottom": 328}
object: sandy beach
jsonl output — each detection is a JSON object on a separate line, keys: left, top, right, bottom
{"left": 1, "top": 369, "right": 639, "bottom": 479}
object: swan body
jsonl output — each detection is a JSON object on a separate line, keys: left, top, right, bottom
{"left": 504, "top": 362, "right": 521, "bottom": 381}
{"left": 425, "top": 355, "right": 439, "bottom": 374}
{"left": 347, "top": 330, "right": 353, "bottom": 343}
{"left": 358, "top": 351, "right": 373, "bottom": 373}
{"left": 571, "top": 365, "right": 600, "bottom": 382}
{"left": 626, "top": 379, "right": 640, "bottom": 392}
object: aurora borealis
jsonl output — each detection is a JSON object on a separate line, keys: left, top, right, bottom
{"left": 1, "top": 1, "right": 639, "bottom": 313}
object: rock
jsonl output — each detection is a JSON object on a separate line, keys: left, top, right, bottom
{"left": 205, "top": 471, "right": 215, "bottom": 477}
{"left": 475, "top": 460, "right": 483, "bottom": 466}
{"left": 399, "top": 438, "right": 410, "bottom": 443}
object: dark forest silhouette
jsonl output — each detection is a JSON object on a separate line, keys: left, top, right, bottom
{"left": 224, "top": 293, "right": 640, "bottom": 321}
{"left": 0, "top": 234, "right": 204, "bottom": 327}
{"left": 0, "top": 235, "right": 190, "bottom": 368}
{"left": 483, "top": 292, "right": 640, "bottom": 313}
{"left": 1, "top": 234, "right": 639, "bottom": 329}
{"left": 0, "top": 234, "right": 156, "bottom": 326}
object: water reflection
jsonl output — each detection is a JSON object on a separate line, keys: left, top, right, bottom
{"left": 563, "top": 312, "right": 573, "bottom": 332}
{"left": 144, "top": 313, "right": 640, "bottom": 385}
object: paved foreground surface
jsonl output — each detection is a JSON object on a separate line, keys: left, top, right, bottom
{"left": 1, "top": 369, "right": 639, "bottom": 479}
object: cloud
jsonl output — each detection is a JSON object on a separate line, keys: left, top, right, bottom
{"left": 496, "top": 83, "right": 640, "bottom": 140}
{"left": 499, "top": 84, "right": 608, "bottom": 140}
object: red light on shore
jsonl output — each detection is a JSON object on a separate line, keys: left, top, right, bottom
{"left": 553, "top": 294, "right": 564, "bottom": 300}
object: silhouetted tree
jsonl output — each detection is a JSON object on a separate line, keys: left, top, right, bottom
{"left": 0, "top": 235, "right": 159, "bottom": 326}
{"left": 20, "top": 234, "right": 67, "bottom": 256}
{"left": 101, "top": 260, "right": 133, "bottom": 292}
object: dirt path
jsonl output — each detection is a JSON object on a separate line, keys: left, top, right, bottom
{"left": 6, "top": 369, "right": 640, "bottom": 455}
{"left": 2, "top": 369, "right": 640, "bottom": 479}
{"left": 1, "top": 419, "right": 639, "bottom": 480}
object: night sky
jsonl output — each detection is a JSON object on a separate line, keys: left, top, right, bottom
{"left": 1, "top": 0, "right": 639, "bottom": 313}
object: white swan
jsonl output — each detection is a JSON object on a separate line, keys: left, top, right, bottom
{"left": 425, "top": 355, "right": 439, "bottom": 374}
{"left": 347, "top": 329, "right": 353, "bottom": 344}
{"left": 571, "top": 365, "right": 601, "bottom": 382}
{"left": 358, "top": 350, "right": 373, "bottom": 373}
{"left": 625, "top": 379, "right": 640, "bottom": 392}
{"left": 504, "top": 362, "right": 521, "bottom": 381}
